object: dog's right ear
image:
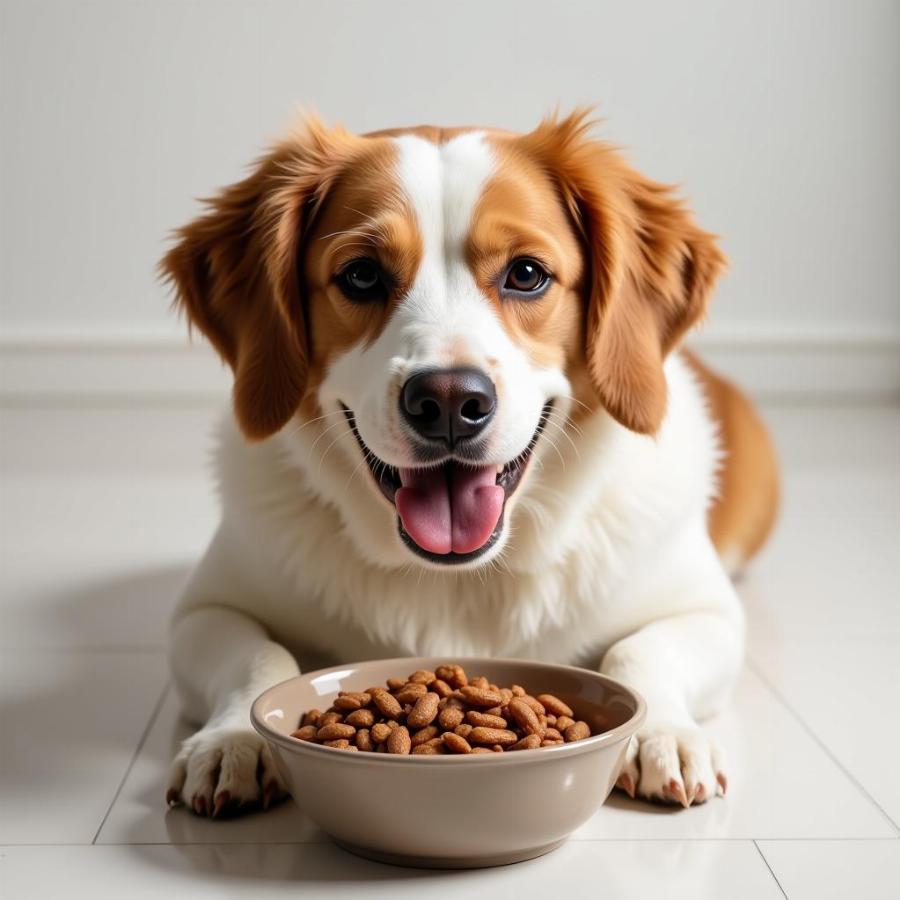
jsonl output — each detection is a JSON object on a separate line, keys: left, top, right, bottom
{"left": 160, "top": 119, "right": 349, "bottom": 440}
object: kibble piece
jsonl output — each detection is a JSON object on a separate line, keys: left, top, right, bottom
{"left": 394, "top": 682, "right": 428, "bottom": 704}
{"left": 521, "top": 695, "right": 546, "bottom": 716}
{"left": 290, "top": 725, "right": 318, "bottom": 741}
{"left": 454, "top": 723, "right": 474, "bottom": 738}
{"left": 344, "top": 708, "right": 375, "bottom": 728}
{"left": 431, "top": 678, "right": 453, "bottom": 698}
{"left": 564, "top": 721, "right": 590, "bottom": 742}
{"left": 387, "top": 725, "right": 411, "bottom": 755}
{"left": 543, "top": 727, "right": 563, "bottom": 742}
{"left": 355, "top": 728, "right": 373, "bottom": 751}
{"left": 386, "top": 677, "right": 406, "bottom": 691}
{"left": 370, "top": 689, "right": 403, "bottom": 720}
{"left": 410, "top": 725, "right": 440, "bottom": 747}
{"left": 300, "top": 709, "right": 321, "bottom": 727}
{"left": 370, "top": 722, "right": 392, "bottom": 743}
{"left": 332, "top": 695, "right": 361, "bottom": 711}
{"left": 317, "top": 723, "right": 356, "bottom": 741}
{"left": 412, "top": 743, "right": 443, "bottom": 755}
{"left": 507, "top": 697, "right": 543, "bottom": 736}
{"left": 537, "top": 694, "right": 574, "bottom": 718}
{"left": 443, "top": 732, "right": 473, "bottom": 754}
{"left": 323, "top": 738, "right": 350, "bottom": 749}
{"left": 460, "top": 685, "right": 504, "bottom": 707}
{"left": 318, "top": 711, "right": 343, "bottom": 727}
{"left": 471, "top": 747, "right": 493, "bottom": 754}
{"left": 407, "top": 692, "right": 440, "bottom": 728}
{"left": 509, "top": 733, "right": 542, "bottom": 751}
{"left": 408, "top": 669, "right": 436, "bottom": 685}
{"left": 466, "top": 711, "right": 508, "bottom": 729}
{"left": 469, "top": 727, "right": 519, "bottom": 747}
{"left": 438, "top": 705, "right": 464, "bottom": 730}
{"left": 435, "top": 664, "right": 468, "bottom": 688}
{"left": 555, "top": 715, "right": 575, "bottom": 732}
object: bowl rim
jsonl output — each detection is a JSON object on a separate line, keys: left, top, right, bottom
{"left": 251, "top": 655, "right": 646, "bottom": 766}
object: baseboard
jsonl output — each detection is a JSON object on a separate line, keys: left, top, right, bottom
{"left": 1, "top": 328, "right": 898, "bottom": 404}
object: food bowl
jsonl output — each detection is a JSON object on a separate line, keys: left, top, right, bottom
{"left": 251, "top": 656, "right": 645, "bottom": 869}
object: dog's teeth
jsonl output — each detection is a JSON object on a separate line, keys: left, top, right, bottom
{"left": 497, "top": 464, "right": 504, "bottom": 474}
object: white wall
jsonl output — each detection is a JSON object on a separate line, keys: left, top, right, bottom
{"left": 1, "top": 0, "right": 899, "bottom": 396}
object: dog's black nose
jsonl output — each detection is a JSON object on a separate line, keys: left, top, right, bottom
{"left": 400, "top": 367, "right": 496, "bottom": 447}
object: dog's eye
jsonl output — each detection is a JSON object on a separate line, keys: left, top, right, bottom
{"left": 503, "top": 258, "right": 550, "bottom": 296}
{"left": 337, "top": 259, "right": 387, "bottom": 302}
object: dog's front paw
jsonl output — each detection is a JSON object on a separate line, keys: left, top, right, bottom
{"left": 165, "top": 725, "right": 287, "bottom": 818}
{"left": 616, "top": 725, "right": 727, "bottom": 807}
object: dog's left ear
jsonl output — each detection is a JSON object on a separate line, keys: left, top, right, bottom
{"left": 525, "top": 112, "right": 727, "bottom": 435}
{"left": 159, "top": 118, "right": 348, "bottom": 440}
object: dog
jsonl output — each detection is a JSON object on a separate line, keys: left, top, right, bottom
{"left": 161, "top": 111, "right": 778, "bottom": 817}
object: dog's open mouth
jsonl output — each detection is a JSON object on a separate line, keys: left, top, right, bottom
{"left": 343, "top": 403, "right": 552, "bottom": 565}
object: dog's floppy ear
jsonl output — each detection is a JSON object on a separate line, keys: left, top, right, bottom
{"left": 525, "top": 111, "right": 726, "bottom": 435}
{"left": 160, "top": 119, "right": 345, "bottom": 440}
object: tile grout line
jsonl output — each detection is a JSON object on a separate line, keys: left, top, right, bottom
{"left": 747, "top": 657, "right": 900, "bottom": 836}
{"left": 91, "top": 681, "right": 170, "bottom": 845}
{"left": 753, "top": 840, "right": 789, "bottom": 899}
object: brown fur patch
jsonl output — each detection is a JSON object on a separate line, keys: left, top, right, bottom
{"left": 685, "top": 350, "right": 780, "bottom": 567}
{"left": 160, "top": 118, "right": 406, "bottom": 438}
{"left": 468, "top": 138, "right": 586, "bottom": 375}
{"left": 299, "top": 140, "right": 421, "bottom": 419}
{"left": 514, "top": 110, "right": 727, "bottom": 435}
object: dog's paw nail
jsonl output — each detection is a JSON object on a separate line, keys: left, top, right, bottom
{"left": 716, "top": 772, "right": 728, "bottom": 796}
{"left": 212, "top": 790, "right": 231, "bottom": 818}
{"left": 616, "top": 773, "right": 636, "bottom": 799}
{"left": 664, "top": 778, "right": 689, "bottom": 808}
{"left": 692, "top": 783, "right": 707, "bottom": 804}
{"left": 191, "top": 794, "right": 208, "bottom": 816}
{"left": 165, "top": 788, "right": 180, "bottom": 807}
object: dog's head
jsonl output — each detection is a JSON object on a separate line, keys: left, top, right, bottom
{"left": 161, "top": 112, "right": 724, "bottom": 570}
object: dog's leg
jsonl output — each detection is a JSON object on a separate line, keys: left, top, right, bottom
{"left": 600, "top": 522, "right": 744, "bottom": 807}
{"left": 166, "top": 605, "right": 299, "bottom": 817}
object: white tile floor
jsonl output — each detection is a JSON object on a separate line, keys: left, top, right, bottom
{"left": 1, "top": 400, "right": 898, "bottom": 898}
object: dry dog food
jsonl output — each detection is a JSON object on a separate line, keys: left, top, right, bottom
{"left": 290, "top": 665, "right": 593, "bottom": 754}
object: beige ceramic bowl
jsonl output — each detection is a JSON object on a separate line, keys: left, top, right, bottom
{"left": 251, "top": 656, "right": 645, "bottom": 868}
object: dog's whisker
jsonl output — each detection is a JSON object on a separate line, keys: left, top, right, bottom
{"left": 557, "top": 393, "right": 592, "bottom": 414}
{"left": 316, "top": 429, "right": 351, "bottom": 476}
{"left": 544, "top": 416, "right": 581, "bottom": 460}
{"left": 283, "top": 409, "right": 346, "bottom": 439}
{"left": 536, "top": 430, "right": 566, "bottom": 470}
{"left": 309, "top": 416, "right": 351, "bottom": 455}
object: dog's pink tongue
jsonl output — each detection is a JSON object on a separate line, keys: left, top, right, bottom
{"left": 396, "top": 465, "right": 504, "bottom": 555}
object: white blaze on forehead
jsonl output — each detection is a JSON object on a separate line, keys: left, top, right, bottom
{"left": 390, "top": 132, "right": 501, "bottom": 356}
{"left": 393, "top": 132, "right": 494, "bottom": 264}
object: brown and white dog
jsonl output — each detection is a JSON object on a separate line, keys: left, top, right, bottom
{"left": 161, "top": 111, "right": 778, "bottom": 816}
